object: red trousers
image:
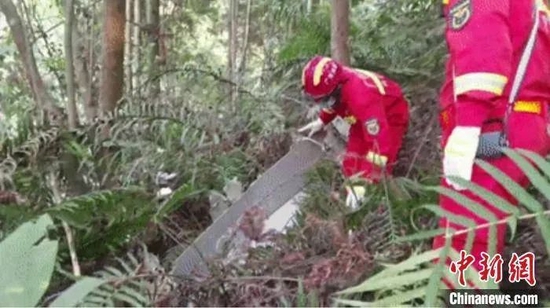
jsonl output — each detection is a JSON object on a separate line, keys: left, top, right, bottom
{"left": 433, "top": 102, "right": 550, "bottom": 288}
{"left": 341, "top": 99, "right": 409, "bottom": 182}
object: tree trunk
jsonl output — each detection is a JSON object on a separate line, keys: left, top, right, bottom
{"left": 73, "top": 26, "right": 96, "bottom": 123}
{"left": 98, "top": 0, "right": 126, "bottom": 118}
{"left": 146, "top": 0, "right": 160, "bottom": 98}
{"left": 65, "top": 0, "right": 79, "bottom": 129}
{"left": 237, "top": 0, "right": 251, "bottom": 80}
{"left": 330, "top": 0, "right": 350, "bottom": 65}
{"left": 124, "top": 0, "right": 133, "bottom": 97}
{"left": 84, "top": 0, "right": 99, "bottom": 122}
{"left": 227, "top": 0, "right": 237, "bottom": 104}
{"left": 132, "top": 0, "right": 141, "bottom": 97}
{"left": 0, "top": 0, "right": 64, "bottom": 123}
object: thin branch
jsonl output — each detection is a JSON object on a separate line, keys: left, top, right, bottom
{"left": 140, "top": 67, "right": 259, "bottom": 99}
{"left": 224, "top": 276, "right": 301, "bottom": 282}
{"left": 49, "top": 170, "right": 81, "bottom": 277}
{"left": 237, "top": 0, "right": 251, "bottom": 76}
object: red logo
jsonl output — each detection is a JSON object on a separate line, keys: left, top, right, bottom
{"left": 449, "top": 251, "right": 536, "bottom": 286}
{"left": 508, "top": 252, "right": 536, "bottom": 286}
{"left": 449, "top": 250, "right": 475, "bottom": 287}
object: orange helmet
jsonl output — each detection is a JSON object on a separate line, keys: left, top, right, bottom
{"left": 301, "top": 55, "right": 343, "bottom": 102}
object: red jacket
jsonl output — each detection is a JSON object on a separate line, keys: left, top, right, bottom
{"left": 317, "top": 67, "right": 409, "bottom": 162}
{"left": 440, "top": 0, "right": 550, "bottom": 131}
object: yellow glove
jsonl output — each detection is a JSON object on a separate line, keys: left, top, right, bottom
{"left": 345, "top": 185, "right": 366, "bottom": 210}
{"left": 443, "top": 126, "right": 481, "bottom": 190}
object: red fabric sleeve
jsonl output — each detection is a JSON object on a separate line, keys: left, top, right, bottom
{"left": 445, "top": 0, "right": 512, "bottom": 127}
{"left": 318, "top": 107, "right": 337, "bottom": 125}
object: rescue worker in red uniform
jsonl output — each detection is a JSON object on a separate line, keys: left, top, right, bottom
{"left": 434, "top": 0, "right": 550, "bottom": 289}
{"left": 298, "top": 56, "right": 409, "bottom": 209}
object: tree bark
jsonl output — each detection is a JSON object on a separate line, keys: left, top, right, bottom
{"left": 124, "top": 0, "right": 133, "bottom": 97}
{"left": 0, "top": 0, "right": 64, "bottom": 123}
{"left": 65, "top": 0, "right": 79, "bottom": 129}
{"left": 85, "top": 0, "right": 99, "bottom": 122}
{"left": 146, "top": 0, "right": 160, "bottom": 98}
{"left": 237, "top": 0, "right": 251, "bottom": 79}
{"left": 73, "top": 26, "right": 96, "bottom": 123}
{"left": 98, "top": 0, "right": 126, "bottom": 118}
{"left": 132, "top": 0, "right": 141, "bottom": 96}
{"left": 227, "top": 0, "right": 237, "bottom": 103}
{"left": 330, "top": 0, "right": 350, "bottom": 65}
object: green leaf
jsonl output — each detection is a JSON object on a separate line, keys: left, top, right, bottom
{"left": 502, "top": 148, "right": 550, "bottom": 202}
{"left": 338, "top": 268, "right": 433, "bottom": 295}
{"left": 333, "top": 298, "right": 374, "bottom": 307}
{"left": 474, "top": 159, "right": 544, "bottom": 214}
{"left": 508, "top": 215, "right": 518, "bottom": 241}
{"left": 296, "top": 280, "right": 307, "bottom": 307}
{"left": 362, "top": 248, "right": 441, "bottom": 283}
{"left": 112, "top": 292, "right": 145, "bottom": 307}
{"left": 421, "top": 205, "right": 476, "bottom": 230}
{"left": 154, "top": 182, "right": 204, "bottom": 221}
{"left": 118, "top": 288, "right": 149, "bottom": 306}
{"left": 395, "top": 228, "right": 445, "bottom": 242}
{"left": 0, "top": 214, "right": 58, "bottom": 307}
{"left": 426, "top": 185, "right": 498, "bottom": 224}
{"left": 535, "top": 214, "right": 550, "bottom": 256}
{"left": 442, "top": 175, "right": 519, "bottom": 216}
{"left": 516, "top": 148, "right": 550, "bottom": 178}
{"left": 49, "top": 277, "right": 106, "bottom": 307}
{"left": 371, "top": 286, "right": 427, "bottom": 306}
{"left": 488, "top": 224, "right": 497, "bottom": 257}
{"left": 424, "top": 236, "right": 451, "bottom": 306}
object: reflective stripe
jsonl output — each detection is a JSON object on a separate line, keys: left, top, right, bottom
{"left": 514, "top": 100, "right": 542, "bottom": 114}
{"left": 454, "top": 73, "right": 508, "bottom": 96}
{"left": 313, "top": 57, "right": 332, "bottom": 86}
{"left": 354, "top": 69, "right": 386, "bottom": 95}
{"left": 441, "top": 110, "right": 451, "bottom": 129}
{"left": 344, "top": 115, "right": 357, "bottom": 125}
{"left": 366, "top": 151, "right": 388, "bottom": 166}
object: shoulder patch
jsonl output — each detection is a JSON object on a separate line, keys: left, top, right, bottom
{"left": 448, "top": 0, "right": 471, "bottom": 30}
{"left": 365, "top": 118, "right": 380, "bottom": 136}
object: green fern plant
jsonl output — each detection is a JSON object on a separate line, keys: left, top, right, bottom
{"left": 76, "top": 250, "right": 158, "bottom": 307}
{"left": 47, "top": 244, "right": 174, "bottom": 307}
{"left": 333, "top": 148, "right": 550, "bottom": 307}
{"left": 46, "top": 188, "right": 157, "bottom": 260}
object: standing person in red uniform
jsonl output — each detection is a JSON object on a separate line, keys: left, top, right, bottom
{"left": 434, "top": 0, "right": 550, "bottom": 289}
{"left": 298, "top": 56, "right": 410, "bottom": 209}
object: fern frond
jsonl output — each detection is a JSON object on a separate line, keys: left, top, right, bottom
{"left": 79, "top": 253, "right": 148, "bottom": 307}
{"left": 12, "top": 127, "right": 60, "bottom": 161}
{"left": 337, "top": 149, "right": 550, "bottom": 306}
{"left": 45, "top": 188, "right": 156, "bottom": 260}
